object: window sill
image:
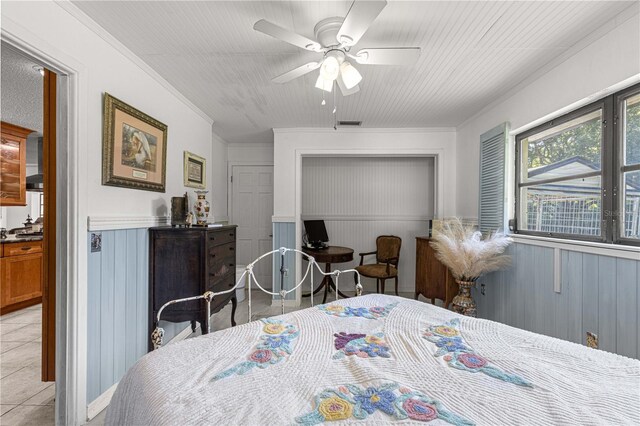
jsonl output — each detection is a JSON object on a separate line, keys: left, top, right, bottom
{"left": 509, "top": 233, "right": 640, "bottom": 260}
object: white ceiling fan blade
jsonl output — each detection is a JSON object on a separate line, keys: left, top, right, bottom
{"left": 272, "top": 62, "right": 321, "bottom": 84}
{"left": 337, "top": 0, "right": 387, "bottom": 47}
{"left": 354, "top": 47, "right": 421, "bottom": 65}
{"left": 337, "top": 74, "right": 360, "bottom": 96}
{"left": 254, "top": 19, "right": 322, "bottom": 52}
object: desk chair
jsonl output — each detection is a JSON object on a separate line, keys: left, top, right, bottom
{"left": 355, "top": 235, "right": 402, "bottom": 295}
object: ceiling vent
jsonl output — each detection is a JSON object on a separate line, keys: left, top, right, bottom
{"left": 338, "top": 120, "right": 362, "bottom": 127}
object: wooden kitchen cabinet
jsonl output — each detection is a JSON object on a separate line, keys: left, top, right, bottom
{"left": 1, "top": 121, "right": 33, "bottom": 206}
{"left": 1, "top": 240, "right": 43, "bottom": 314}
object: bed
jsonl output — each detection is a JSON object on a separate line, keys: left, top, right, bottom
{"left": 106, "top": 293, "right": 640, "bottom": 425}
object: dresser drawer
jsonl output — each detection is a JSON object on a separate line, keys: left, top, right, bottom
{"left": 208, "top": 243, "right": 235, "bottom": 275}
{"left": 207, "top": 271, "right": 235, "bottom": 293}
{"left": 208, "top": 259, "right": 235, "bottom": 282}
{"left": 207, "top": 228, "right": 236, "bottom": 248}
{"left": 3, "top": 240, "right": 43, "bottom": 257}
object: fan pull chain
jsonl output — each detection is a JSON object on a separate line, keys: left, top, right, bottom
{"left": 333, "top": 82, "right": 337, "bottom": 130}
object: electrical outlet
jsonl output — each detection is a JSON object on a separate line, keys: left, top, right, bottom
{"left": 586, "top": 332, "right": 598, "bottom": 349}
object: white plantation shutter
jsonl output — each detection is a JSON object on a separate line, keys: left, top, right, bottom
{"left": 479, "top": 123, "right": 508, "bottom": 234}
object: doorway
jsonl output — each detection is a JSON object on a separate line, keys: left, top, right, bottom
{"left": 230, "top": 165, "right": 274, "bottom": 287}
{"left": 0, "top": 44, "right": 57, "bottom": 424}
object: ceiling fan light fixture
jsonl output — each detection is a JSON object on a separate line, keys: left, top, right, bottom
{"left": 315, "top": 75, "right": 333, "bottom": 92}
{"left": 339, "top": 61, "right": 362, "bottom": 89}
{"left": 319, "top": 56, "right": 340, "bottom": 81}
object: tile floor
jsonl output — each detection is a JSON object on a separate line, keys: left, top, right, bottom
{"left": 2, "top": 289, "right": 414, "bottom": 424}
{"left": 0, "top": 304, "right": 56, "bottom": 426}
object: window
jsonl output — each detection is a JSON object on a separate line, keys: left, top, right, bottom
{"left": 39, "top": 193, "right": 44, "bottom": 218}
{"left": 618, "top": 87, "right": 640, "bottom": 241}
{"left": 515, "top": 83, "right": 640, "bottom": 245}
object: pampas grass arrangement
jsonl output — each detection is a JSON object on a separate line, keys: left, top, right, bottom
{"left": 431, "top": 218, "right": 512, "bottom": 282}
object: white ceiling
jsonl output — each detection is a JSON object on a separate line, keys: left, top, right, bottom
{"left": 72, "top": 1, "right": 635, "bottom": 144}
{"left": 1, "top": 44, "right": 44, "bottom": 134}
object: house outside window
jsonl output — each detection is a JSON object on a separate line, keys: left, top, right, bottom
{"left": 515, "top": 83, "right": 640, "bottom": 245}
{"left": 620, "top": 90, "right": 640, "bottom": 240}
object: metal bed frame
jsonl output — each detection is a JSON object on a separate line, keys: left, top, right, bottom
{"left": 151, "top": 247, "right": 362, "bottom": 349}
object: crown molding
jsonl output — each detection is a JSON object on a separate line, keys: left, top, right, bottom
{"left": 54, "top": 0, "right": 214, "bottom": 125}
{"left": 273, "top": 127, "right": 456, "bottom": 134}
{"left": 227, "top": 142, "right": 275, "bottom": 148}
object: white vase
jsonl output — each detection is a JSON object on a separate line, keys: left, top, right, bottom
{"left": 194, "top": 190, "right": 210, "bottom": 225}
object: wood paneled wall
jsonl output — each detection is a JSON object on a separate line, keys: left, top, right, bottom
{"left": 474, "top": 243, "right": 640, "bottom": 359}
{"left": 86, "top": 229, "right": 189, "bottom": 403}
{"left": 301, "top": 157, "right": 434, "bottom": 293}
{"left": 272, "top": 222, "right": 296, "bottom": 300}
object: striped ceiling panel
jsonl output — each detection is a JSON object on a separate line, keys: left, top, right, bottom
{"left": 72, "top": 1, "right": 636, "bottom": 143}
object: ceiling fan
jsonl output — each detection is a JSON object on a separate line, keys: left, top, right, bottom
{"left": 253, "top": 0, "right": 420, "bottom": 96}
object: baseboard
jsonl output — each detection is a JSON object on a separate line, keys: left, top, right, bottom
{"left": 85, "top": 323, "right": 197, "bottom": 420}
{"left": 86, "top": 382, "right": 118, "bottom": 420}
{"left": 0, "top": 296, "right": 42, "bottom": 315}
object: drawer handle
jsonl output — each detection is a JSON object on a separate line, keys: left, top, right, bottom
{"left": 209, "top": 236, "right": 215, "bottom": 240}
{"left": 229, "top": 246, "right": 234, "bottom": 251}
{"left": 229, "top": 233, "right": 234, "bottom": 237}
{"left": 21, "top": 247, "right": 31, "bottom": 251}
{"left": 210, "top": 254, "right": 216, "bottom": 258}
{"left": 229, "top": 263, "right": 235, "bottom": 267}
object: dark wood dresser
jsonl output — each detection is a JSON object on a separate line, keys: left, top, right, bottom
{"left": 415, "top": 237, "right": 458, "bottom": 308}
{"left": 149, "top": 225, "right": 237, "bottom": 350}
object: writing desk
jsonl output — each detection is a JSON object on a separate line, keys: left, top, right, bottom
{"left": 301, "top": 246, "right": 354, "bottom": 303}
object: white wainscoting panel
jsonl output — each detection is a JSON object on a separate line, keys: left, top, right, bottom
{"left": 302, "top": 157, "right": 434, "bottom": 217}
{"left": 302, "top": 157, "right": 434, "bottom": 293}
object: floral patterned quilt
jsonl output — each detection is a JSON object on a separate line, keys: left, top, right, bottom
{"left": 107, "top": 294, "right": 640, "bottom": 425}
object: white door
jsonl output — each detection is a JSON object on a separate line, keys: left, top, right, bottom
{"left": 231, "top": 165, "right": 274, "bottom": 288}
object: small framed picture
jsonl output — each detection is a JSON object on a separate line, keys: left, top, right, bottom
{"left": 184, "top": 151, "right": 206, "bottom": 189}
{"left": 102, "top": 93, "right": 167, "bottom": 192}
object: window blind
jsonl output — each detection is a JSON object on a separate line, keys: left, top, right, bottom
{"left": 478, "top": 123, "right": 508, "bottom": 234}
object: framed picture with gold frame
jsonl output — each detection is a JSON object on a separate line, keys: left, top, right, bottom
{"left": 102, "top": 93, "right": 167, "bottom": 192}
{"left": 183, "top": 151, "right": 206, "bottom": 189}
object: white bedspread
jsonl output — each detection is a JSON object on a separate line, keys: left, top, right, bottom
{"left": 106, "top": 295, "right": 640, "bottom": 425}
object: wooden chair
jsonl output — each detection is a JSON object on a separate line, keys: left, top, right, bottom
{"left": 355, "top": 235, "right": 402, "bottom": 295}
